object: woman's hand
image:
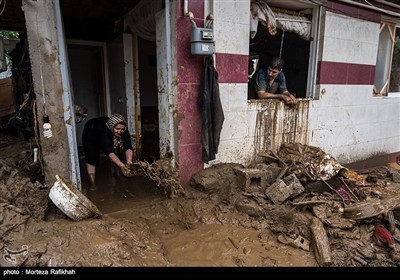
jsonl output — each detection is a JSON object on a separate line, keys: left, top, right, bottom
{"left": 120, "top": 165, "right": 131, "bottom": 176}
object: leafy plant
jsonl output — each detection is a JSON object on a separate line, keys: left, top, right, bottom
{"left": 0, "top": 31, "right": 19, "bottom": 40}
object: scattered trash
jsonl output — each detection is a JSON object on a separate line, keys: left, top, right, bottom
{"left": 343, "top": 196, "right": 400, "bottom": 220}
{"left": 277, "top": 234, "right": 310, "bottom": 251}
{"left": 265, "top": 173, "right": 304, "bottom": 205}
{"left": 310, "top": 217, "right": 332, "bottom": 266}
{"left": 374, "top": 223, "right": 395, "bottom": 249}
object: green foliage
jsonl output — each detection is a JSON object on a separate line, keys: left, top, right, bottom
{"left": 0, "top": 31, "right": 19, "bottom": 40}
{"left": 0, "top": 31, "right": 20, "bottom": 71}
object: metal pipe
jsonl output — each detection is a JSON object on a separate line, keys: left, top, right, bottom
{"left": 184, "top": 0, "right": 188, "bottom": 16}
{"left": 373, "top": 0, "right": 400, "bottom": 10}
{"left": 276, "top": 18, "right": 311, "bottom": 23}
{"left": 165, "top": 0, "right": 176, "bottom": 167}
{"left": 183, "top": 0, "right": 196, "bottom": 27}
{"left": 336, "top": 0, "right": 400, "bottom": 17}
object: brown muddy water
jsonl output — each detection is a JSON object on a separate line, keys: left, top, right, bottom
{"left": 79, "top": 160, "right": 317, "bottom": 267}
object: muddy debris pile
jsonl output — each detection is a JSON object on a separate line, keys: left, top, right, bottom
{"left": 0, "top": 137, "right": 172, "bottom": 267}
{"left": 0, "top": 141, "right": 49, "bottom": 221}
{"left": 122, "top": 154, "right": 185, "bottom": 198}
{"left": 2, "top": 135, "right": 400, "bottom": 267}
{"left": 190, "top": 143, "right": 400, "bottom": 267}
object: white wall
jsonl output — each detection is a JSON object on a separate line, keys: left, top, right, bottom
{"left": 211, "top": 0, "right": 254, "bottom": 165}
{"left": 213, "top": 0, "right": 250, "bottom": 55}
{"left": 310, "top": 12, "right": 400, "bottom": 164}
{"left": 320, "top": 12, "right": 378, "bottom": 64}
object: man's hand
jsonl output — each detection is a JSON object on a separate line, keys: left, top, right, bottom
{"left": 282, "top": 92, "right": 297, "bottom": 106}
{"left": 282, "top": 95, "right": 294, "bottom": 105}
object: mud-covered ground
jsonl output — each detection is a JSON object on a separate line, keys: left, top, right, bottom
{"left": 1, "top": 133, "right": 399, "bottom": 267}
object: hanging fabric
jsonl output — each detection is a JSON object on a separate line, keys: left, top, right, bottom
{"left": 275, "top": 11, "right": 311, "bottom": 41}
{"left": 250, "top": 0, "right": 311, "bottom": 41}
{"left": 124, "top": 0, "right": 163, "bottom": 41}
{"left": 199, "top": 56, "right": 224, "bottom": 164}
{"left": 250, "top": 0, "right": 277, "bottom": 38}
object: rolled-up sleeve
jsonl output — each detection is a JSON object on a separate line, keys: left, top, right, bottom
{"left": 254, "top": 68, "right": 267, "bottom": 92}
{"left": 277, "top": 72, "right": 288, "bottom": 93}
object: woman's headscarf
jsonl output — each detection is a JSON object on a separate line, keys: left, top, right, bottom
{"left": 106, "top": 113, "right": 126, "bottom": 152}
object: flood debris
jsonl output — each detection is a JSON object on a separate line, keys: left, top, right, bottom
{"left": 2, "top": 134, "right": 400, "bottom": 267}
{"left": 277, "top": 233, "right": 310, "bottom": 251}
{"left": 190, "top": 142, "right": 400, "bottom": 266}
{"left": 343, "top": 196, "right": 400, "bottom": 220}
{"left": 122, "top": 154, "right": 185, "bottom": 198}
{"left": 310, "top": 217, "right": 332, "bottom": 266}
{"left": 265, "top": 173, "right": 304, "bottom": 205}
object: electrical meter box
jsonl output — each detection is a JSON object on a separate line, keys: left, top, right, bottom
{"left": 190, "top": 27, "right": 214, "bottom": 55}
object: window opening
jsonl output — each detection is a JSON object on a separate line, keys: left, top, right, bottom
{"left": 374, "top": 22, "right": 400, "bottom": 96}
{"left": 248, "top": 1, "right": 318, "bottom": 100}
{"left": 389, "top": 26, "right": 400, "bottom": 93}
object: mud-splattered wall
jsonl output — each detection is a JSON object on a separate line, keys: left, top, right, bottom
{"left": 22, "top": 0, "right": 72, "bottom": 185}
{"left": 252, "top": 100, "right": 309, "bottom": 162}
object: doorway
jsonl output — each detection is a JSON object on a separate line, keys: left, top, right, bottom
{"left": 138, "top": 37, "right": 159, "bottom": 162}
{"left": 67, "top": 42, "right": 108, "bottom": 146}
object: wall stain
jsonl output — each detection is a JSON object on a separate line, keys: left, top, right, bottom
{"left": 253, "top": 100, "right": 310, "bottom": 163}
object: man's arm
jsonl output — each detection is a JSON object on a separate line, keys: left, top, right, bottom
{"left": 276, "top": 72, "right": 297, "bottom": 105}
{"left": 281, "top": 90, "right": 297, "bottom": 105}
{"left": 257, "top": 90, "right": 293, "bottom": 103}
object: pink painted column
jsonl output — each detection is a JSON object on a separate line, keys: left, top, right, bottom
{"left": 176, "top": 0, "right": 206, "bottom": 186}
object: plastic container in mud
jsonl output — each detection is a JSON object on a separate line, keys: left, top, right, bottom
{"left": 49, "top": 175, "right": 102, "bottom": 221}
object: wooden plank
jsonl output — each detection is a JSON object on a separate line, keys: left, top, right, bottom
{"left": 310, "top": 217, "right": 332, "bottom": 266}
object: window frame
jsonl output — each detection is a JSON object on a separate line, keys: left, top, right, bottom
{"left": 389, "top": 24, "right": 400, "bottom": 95}
{"left": 247, "top": 1, "right": 322, "bottom": 100}
{"left": 374, "top": 21, "right": 400, "bottom": 96}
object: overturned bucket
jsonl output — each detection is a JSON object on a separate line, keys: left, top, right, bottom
{"left": 49, "top": 175, "right": 102, "bottom": 221}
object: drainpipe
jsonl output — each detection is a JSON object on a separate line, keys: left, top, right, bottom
{"left": 336, "top": 0, "right": 400, "bottom": 17}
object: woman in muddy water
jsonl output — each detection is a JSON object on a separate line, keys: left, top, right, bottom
{"left": 82, "top": 113, "right": 134, "bottom": 191}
